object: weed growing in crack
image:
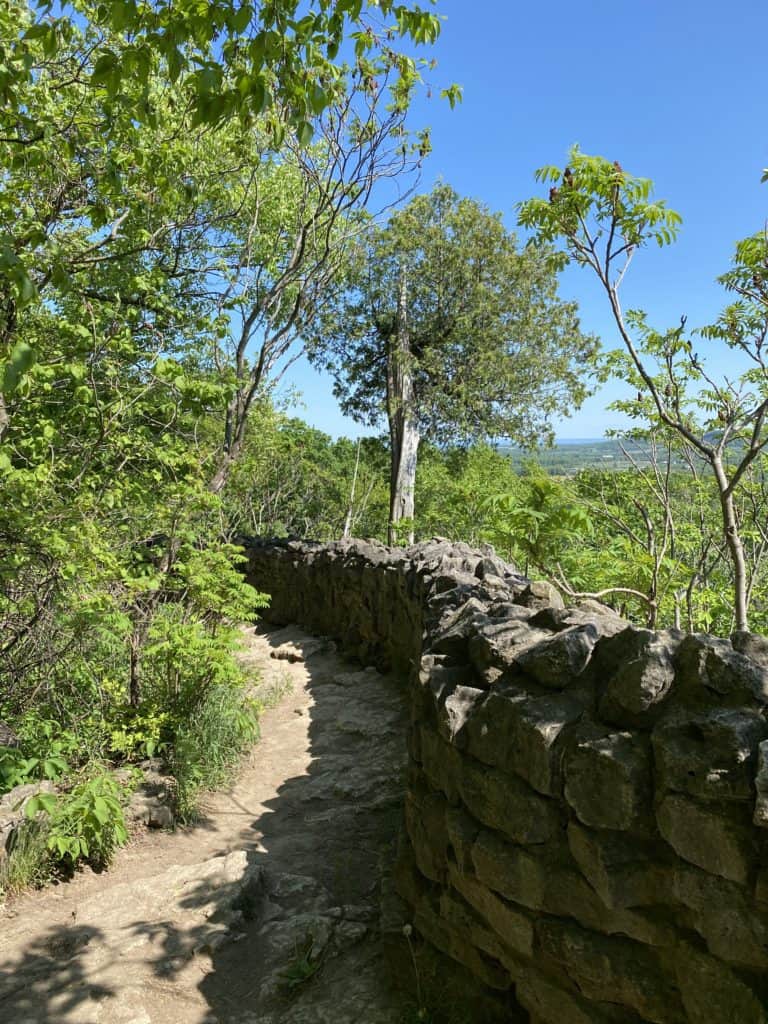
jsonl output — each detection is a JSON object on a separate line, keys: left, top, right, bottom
{"left": 279, "top": 933, "right": 323, "bottom": 993}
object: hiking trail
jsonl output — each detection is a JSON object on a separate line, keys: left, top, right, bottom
{"left": 0, "top": 624, "right": 409, "bottom": 1024}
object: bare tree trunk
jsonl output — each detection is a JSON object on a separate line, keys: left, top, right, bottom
{"left": 386, "top": 267, "right": 419, "bottom": 545}
{"left": 342, "top": 438, "right": 362, "bottom": 539}
{"left": 713, "top": 455, "right": 750, "bottom": 632}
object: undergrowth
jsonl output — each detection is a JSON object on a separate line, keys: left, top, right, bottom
{"left": 0, "top": 820, "right": 51, "bottom": 898}
{"left": 172, "top": 681, "right": 260, "bottom": 821}
{"left": 0, "top": 543, "right": 270, "bottom": 896}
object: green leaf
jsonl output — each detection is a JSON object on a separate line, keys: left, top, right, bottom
{"left": 25, "top": 792, "right": 58, "bottom": 818}
{"left": 91, "top": 796, "right": 110, "bottom": 825}
{"left": 2, "top": 342, "right": 36, "bottom": 394}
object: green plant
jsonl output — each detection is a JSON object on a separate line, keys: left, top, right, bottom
{"left": 26, "top": 770, "right": 128, "bottom": 870}
{"left": 0, "top": 820, "right": 51, "bottom": 899}
{"left": 519, "top": 148, "right": 768, "bottom": 631}
{"left": 279, "top": 934, "right": 324, "bottom": 993}
{"left": 0, "top": 740, "right": 69, "bottom": 794}
{"left": 172, "top": 681, "right": 260, "bottom": 821}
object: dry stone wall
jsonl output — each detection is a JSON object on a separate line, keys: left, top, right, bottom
{"left": 244, "top": 537, "right": 768, "bottom": 1023}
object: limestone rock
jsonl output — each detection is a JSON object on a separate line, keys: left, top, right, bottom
{"left": 0, "top": 721, "right": 20, "bottom": 747}
{"left": 567, "top": 822, "right": 672, "bottom": 910}
{"left": 657, "top": 793, "right": 753, "bottom": 884}
{"left": 564, "top": 730, "right": 652, "bottom": 831}
{"left": 653, "top": 708, "right": 766, "bottom": 803}
{"left": 754, "top": 739, "right": 768, "bottom": 827}
{"left": 429, "top": 598, "right": 488, "bottom": 659}
{"left": 467, "top": 618, "right": 545, "bottom": 679}
{"left": 516, "top": 969, "right": 627, "bottom": 1024}
{"left": 536, "top": 917, "right": 685, "bottom": 1022}
{"left": 672, "top": 864, "right": 768, "bottom": 969}
{"left": 412, "top": 897, "right": 512, "bottom": 991}
{"left": 463, "top": 687, "right": 530, "bottom": 770}
{"left": 514, "top": 580, "right": 564, "bottom": 611}
{"left": 731, "top": 630, "right": 768, "bottom": 670}
{"left": 514, "top": 624, "right": 598, "bottom": 688}
{"left": 445, "top": 804, "right": 480, "bottom": 874}
{"left": 595, "top": 628, "right": 677, "bottom": 726}
{"left": 0, "top": 779, "right": 55, "bottom": 857}
{"left": 471, "top": 829, "right": 547, "bottom": 910}
{"left": 447, "top": 862, "right": 534, "bottom": 960}
{"left": 674, "top": 942, "right": 767, "bottom": 1024}
{"left": 458, "top": 758, "right": 561, "bottom": 846}
{"left": 675, "top": 633, "right": 768, "bottom": 704}
{"left": 507, "top": 692, "right": 584, "bottom": 796}
{"left": 436, "top": 684, "right": 486, "bottom": 748}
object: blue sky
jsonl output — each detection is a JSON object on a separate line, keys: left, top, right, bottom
{"left": 279, "top": 0, "right": 768, "bottom": 440}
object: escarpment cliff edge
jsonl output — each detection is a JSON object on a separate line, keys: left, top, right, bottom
{"left": 244, "top": 537, "right": 768, "bottom": 1024}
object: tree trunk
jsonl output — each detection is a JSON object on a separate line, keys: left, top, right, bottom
{"left": 713, "top": 455, "right": 749, "bottom": 632}
{"left": 342, "top": 439, "right": 362, "bottom": 539}
{"left": 386, "top": 267, "right": 419, "bottom": 546}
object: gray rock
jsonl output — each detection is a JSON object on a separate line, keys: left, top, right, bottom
{"left": 507, "top": 692, "right": 584, "bottom": 796}
{"left": 567, "top": 822, "right": 672, "bottom": 910}
{"left": 653, "top": 708, "right": 767, "bottom": 803}
{"left": 436, "top": 684, "right": 486, "bottom": 748}
{"left": 467, "top": 618, "right": 545, "bottom": 679}
{"left": 516, "top": 969, "right": 623, "bottom": 1024}
{"left": 674, "top": 942, "right": 767, "bottom": 1024}
{"left": 596, "top": 628, "right": 677, "bottom": 726}
{"left": 672, "top": 864, "right": 768, "bottom": 969}
{"left": 412, "top": 897, "right": 512, "bottom": 991}
{"left": 429, "top": 598, "right": 488, "bottom": 659}
{"left": 458, "top": 758, "right": 561, "bottom": 846}
{"left": 463, "top": 687, "right": 530, "bottom": 769}
{"left": 471, "top": 829, "right": 547, "bottom": 910}
{"left": 754, "top": 739, "right": 768, "bottom": 827}
{"left": 731, "top": 631, "right": 768, "bottom": 670}
{"left": 0, "top": 780, "right": 55, "bottom": 857}
{"left": 564, "top": 730, "right": 652, "bottom": 831}
{"left": 514, "top": 625, "right": 598, "bottom": 688}
{"left": 656, "top": 793, "right": 753, "bottom": 884}
{"left": 514, "top": 580, "right": 565, "bottom": 611}
{"left": 445, "top": 804, "right": 480, "bottom": 874}
{"left": 675, "top": 633, "right": 768, "bottom": 704}
{"left": 537, "top": 917, "right": 685, "bottom": 1022}
{"left": 0, "top": 722, "right": 20, "bottom": 747}
{"left": 447, "top": 863, "right": 534, "bottom": 959}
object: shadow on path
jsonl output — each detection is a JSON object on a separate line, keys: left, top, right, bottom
{"left": 0, "top": 625, "right": 410, "bottom": 1024}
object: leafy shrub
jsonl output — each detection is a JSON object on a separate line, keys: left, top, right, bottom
{"left": 26, "top": 770, "right": 129, "bottom": 870}
{"left": 0, "top": 734, "right": 69, "bottom": 794}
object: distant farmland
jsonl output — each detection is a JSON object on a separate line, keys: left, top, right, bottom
{"left": 499, "top": 438, "right": 698, "bottom": 475}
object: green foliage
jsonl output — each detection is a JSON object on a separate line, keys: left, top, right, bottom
{"left": 26, "top": 771, "right": 129, "bottom": 869}
{"left": 310, "top": 182, "right": 599, "bottom": 448}
{"left": 484, "top": 470, "right": 592, "bottom": 576}
{"left": 6, "top": 0, "right": 451, "bottom": 134}
{"left": 0, "top": 820, "right": 51, "bottom": 897}
{"left": 519, "top": 148, "right": 768, "bottom": 631}
{"left": 223, "top": 405, "right": 390, "bottom": 540}
{"left": 279, "top": 934, "right": 324, "bottom": 992}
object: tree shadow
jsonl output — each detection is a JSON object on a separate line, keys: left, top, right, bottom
{"left": 0, "top": 625, "right": 411, "bottom": 1023}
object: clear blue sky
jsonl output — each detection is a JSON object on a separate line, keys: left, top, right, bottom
{"left": 278, "top": 0, "right": 768, "bottom": 440}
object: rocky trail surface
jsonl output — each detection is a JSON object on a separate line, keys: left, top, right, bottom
{"left": 0, "top": 625, "right": 410, "bottom": 1024}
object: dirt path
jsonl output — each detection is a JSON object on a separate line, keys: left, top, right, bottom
{"left": 0, "top": 624, "right": 410, "bottom": 1024}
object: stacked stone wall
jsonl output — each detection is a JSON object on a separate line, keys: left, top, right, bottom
{"left": 244, "top": 537, "right": 768, "bottom": 1023}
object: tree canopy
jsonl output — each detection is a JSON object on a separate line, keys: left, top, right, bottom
{"left": 309, "top": 182, "right": 598, "bottom": 538}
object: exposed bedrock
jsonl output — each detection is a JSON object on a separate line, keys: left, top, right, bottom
{"left": 244, "top": 537, "right": 768, "bottom": 1023}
